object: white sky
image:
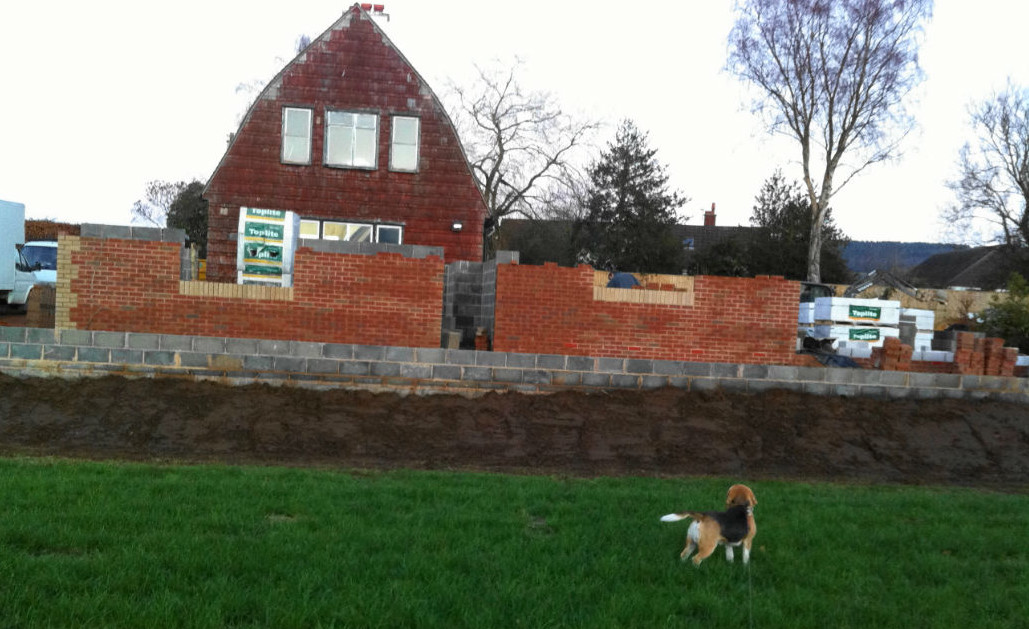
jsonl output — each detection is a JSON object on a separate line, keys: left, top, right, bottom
{"left": 2, "top": 0, "right": 1027, "bottom": 244}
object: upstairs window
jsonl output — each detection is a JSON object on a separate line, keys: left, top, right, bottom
{"left": 390, "top": 116, "right": 420, "bottom": 172}
{"left": 325, "top": 111, "right": 378, "bottom": 168}
{"left": 281, "top": 107, "right": 312, "bottom": 164}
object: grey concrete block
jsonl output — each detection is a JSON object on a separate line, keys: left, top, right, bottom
{"left": 103, "top": 225, "right": 132, "bottom": 239}
{"left": 550, "top": 371, "right": 582, "bottom": 386}
{"left": 796, "top": 366, "right": 827, "bottom": 382}
{"left": 226, "top": 338, "right": 260, "bottom": 355}
{"left": 257, "top": 339, "right": 292, "bottom": 355}
{"left": 641, "top": 375, "right": 669, "bottom": 389}
{"left": 883, "top": 386, "right": 913, "bottom": 399}
{"left": 832, "top": 384, "right": 860, "bottom": 397}
{"left": 446, "top": 349, "right": 477, "bottom": 365}
{"left": 803, "top": 382, "right": 833, "bottom": 396}
{"left": 717, "top": 378, "right": 749, "bottom": 394}
{"left": 58, "top": 329, "right": 92, "bottom": 345}
{"left": 178, "top": 352, "right": 210, "bottom": 368}
{"left": 432, "top": 365, "right": 462, "bottom": 380}
{"left": 400, "top": 363, "right": 432, "bottom": 379}
{"left": 462, "top": 366, "right": 492, "bottom": 382}
{"left": 306, "top": 359, "right": 340, "bottom": 375}
{"left": 11, "top": 344, "right": 42, "bottom": 360}
{"left": 566, "top": 356, "right": 594, "bottom": 372}
{"left": 505, "top": 353, "right": 536, "bottom": 368}
{"left": 127, "top": 333, "right": 160, "bottom": 350}
{"left": 880, "top": 371, "right": 908, "bottom": 387}
{"left": 386, "top": 347, "right": 416, "bottom": 362}
{"left": 976, "top": 376, "right": 1011, "bottom": 391}
{"left": 767, "top": 365, "right": 799, "bottom": 380}
{"left": 289, "top": 341, "right": 322, "bottom": 359}
{"left": 416, "top": 348, "right": 446, "bottom": 364}
{"left": 162, "top": 227, "right": 186, "bottom": 243}
{"left": 523, "top": 370, "right": 551, "bottom": 385}
{"left": 625, "top": 359, "right": 654, "bottom": 374}
{"left": 581, "top": 372, "right": 611, "bottom": 388}
{"left": 653, "top": 360, "right": 684, "bottom": 376}
{"left": 42, "top": 345, "right": 76, "bottom": 361}
{"left": 111, "top": 349, "right": 145, "bottom": 364}
{"left": 537, "top": 354, "right": 565, "bottom": 370}
{"left": 710, "top": 363, "right": 739, "bottom": 378}
{"left": 908, "top": 372, "right": 943, "bottom": 389}
{"left": 354, "top": 346, "right": 386, "bottom": 361}
{"left": 682, "top": 362, "right": 713, "bottom": 377}
{"left": 668, "top": 376, "right": 691, "bottom": 389}
{"left": 610, "top": 374, "right": 640, "bottom": 389}
{"left": 340, "top": 361, "right": 371, "bottom": 376}
{"left": 740, "top": 364, "right": 768, "bottom": 379}
{"left": 242, "top": 355, "right": 273, "bottom": 371}
{"left": 273, "top": 356, "right": 306, "bottom": 373}
{"left": 493, "top": 368, "right": 523, "bottom": 383}
{"left": 371, "top": 362, "right": 401, "bottom": 377}
{"left": 131, "top": 226, "right": 163, "bottom": 241}
{"left": 856, "top": 385, "right": 888, "bottom": 399}
{"left": 476, "top": 352, "right": 506, "bottom": 367}
{"left": 827, "top": 368, "right": 880, "bottom": 385}
{"left": 0, "top": 342, "right": 9, "bottom": 358}
{"left": 77, "top": 347, "right": 111, "bottom": 363}
{"left": 93, "top": 331, "right": 126, "bottom": 348}
{"left": 144, "top": 351, "right": 176, "bottom": 366}
{"left": 25, "top": 328, "right": 56, "bottom": 344}
{"left": 690, "top": 378, "right": 720, "bottom": 392}
{"left": 323, "top": 343, "right": 355, "bottom": 360}
{"left": 159, "top": 334, "right": 193, "bottom": 351}
{"left": 0, "top": 327, "right": 27, "bottom": 343}
{"left": 79, "top": 224, "right": 103, "bottom": 238}
{"left": 597, "top": 358, "right": 624, "bottom": 373}
{"left": 192, "top": 336, "right": 226, "bottom": 354}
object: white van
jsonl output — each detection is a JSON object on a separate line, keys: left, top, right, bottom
{"left": 22, "top": 240, "right": 58, "bottom": 284}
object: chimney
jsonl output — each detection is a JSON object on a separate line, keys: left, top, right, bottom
{"left": 704, "top": 202, "right": 716, "bottom": 227}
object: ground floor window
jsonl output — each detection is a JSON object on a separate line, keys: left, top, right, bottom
{"left": 299, "top": 219, "right": 403, "bottom": 245}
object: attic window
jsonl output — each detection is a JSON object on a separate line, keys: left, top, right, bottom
{"left": 281, "top": 107, "right": 312, "bottom": 164}
{"left": 390, "top": 116, "right": 420, "bottom": 172}
{"left": 325, "top": 111, "right": 378, "bottom": 169}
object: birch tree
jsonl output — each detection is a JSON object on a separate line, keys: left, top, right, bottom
{"left": 728, "top": 0, "right": 932, "bottom": 281}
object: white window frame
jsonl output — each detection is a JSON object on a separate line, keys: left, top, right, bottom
{"left": 389, "top": 116, "right": 420, "bottom": 172}
{"left": 324, "top": 110, "right": 379, "bottom": 169}
{"left": 299, "top": 219, "right": 403, "bottom": 245}
{"left": 281, "top": 107, "right": 313, "bottom": 165}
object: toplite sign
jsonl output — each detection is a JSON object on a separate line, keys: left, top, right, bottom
{"left": 236, "top": 207, "right": 300, "bottom": 286}
{"left": 849, "top": 328, "right": 881, "bottom": 342}
{"left": 849, "top": 305, "right": 882, "bottom": 321}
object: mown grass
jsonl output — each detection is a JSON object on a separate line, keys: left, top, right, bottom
{"left": 0, "top": 457, "right": 1025, "bottom": 628}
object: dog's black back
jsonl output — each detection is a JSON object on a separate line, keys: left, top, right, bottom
{"left": 708, "top": 504, "right": 750, "bottom": 543}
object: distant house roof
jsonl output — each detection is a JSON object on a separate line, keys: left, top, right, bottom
{"left": 671, "top": 224, "right": 753, "bottom": 253}
{"left": 908, "top": 246, "right": 1027, "bottom": 289}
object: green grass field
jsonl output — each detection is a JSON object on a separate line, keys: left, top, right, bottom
{"left": 0, "top": 457, "right": 1025, "bottom": 628}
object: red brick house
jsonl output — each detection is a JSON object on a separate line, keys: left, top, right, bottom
{"left": 203, "top": 3, "right": 486, "bottom": 282}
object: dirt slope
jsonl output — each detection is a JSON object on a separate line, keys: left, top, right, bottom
{"left": 1, "top": 374, "right": 1026, "bottom": 489}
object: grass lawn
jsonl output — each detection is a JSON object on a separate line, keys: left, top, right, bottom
{"left": 0, "top": 457, "right": 1026, "bottom": 628}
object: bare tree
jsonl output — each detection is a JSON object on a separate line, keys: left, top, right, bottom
{"left": 130, "top": 180, "right": 187, "bottom": 227}
{"left": 728, "top": 0, "right": 932, "bottom": 282}
{"left": 446, "top": 59, "right": 599, "bottom": 256}
{"left": 946, "top": 81, "right": 1029, "bottom": 247}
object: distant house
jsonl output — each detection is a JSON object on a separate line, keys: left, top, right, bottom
{"left": 908, "top": 245, "right": 1028, "bottom": 290}
{"left": 203, "top": 3, "right": 487, "bottom": 282}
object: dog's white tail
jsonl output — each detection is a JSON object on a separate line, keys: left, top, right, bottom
{"left": 660, "top": 513, "right": 690, "bottom": 522}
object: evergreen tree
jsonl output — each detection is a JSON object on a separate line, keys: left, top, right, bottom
{"left": 167, "top": 180, "right": 209, "bottom": 258}
{"left": 574, "top": 120, "right": 687, "bottom": 273}
{"left": 748, "top": 171, "right": 850, "bottom": 283}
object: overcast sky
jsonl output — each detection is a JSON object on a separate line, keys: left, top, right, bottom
{"left": 2, "top": 0, "right": 1027, "bottom": 244}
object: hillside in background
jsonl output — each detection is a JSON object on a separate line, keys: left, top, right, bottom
{"left": 843, "top": 241, "right": 967, "bottom": 274}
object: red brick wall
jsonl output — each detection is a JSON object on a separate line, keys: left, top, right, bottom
{"left": 493, "top": 263, "right": 800, "bottom": 364}
{"left": 64, "top": 237, "right": 443, "bottom": 347}
{"left": 204, "top": 6, "right": 486, "bottom": 282}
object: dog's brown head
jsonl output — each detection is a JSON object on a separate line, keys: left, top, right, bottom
{"left": 726, "top": 484, "right": 757, "bottom": 508}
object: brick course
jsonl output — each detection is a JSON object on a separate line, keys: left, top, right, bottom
{"left": 61, "top": 235, "right": 444, "bottom": 348}
{"left": 492, "top": 262, "right": 800, "bottom": 365}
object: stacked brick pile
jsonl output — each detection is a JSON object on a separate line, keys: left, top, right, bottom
{"left": 871, "top": 337, "right": 913, "bottom": 371}
{"left": 981, "top": 337, "right": 1019, "bottom": 376}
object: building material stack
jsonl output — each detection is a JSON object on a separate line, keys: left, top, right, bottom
{"left": 871, "top": 336, "right": 913, "bottom": 371}
{"left": 814, "top": 297, "right": 900, "bottom": 358}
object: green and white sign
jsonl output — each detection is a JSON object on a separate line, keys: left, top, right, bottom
{"left": 849, "top": 328, "right": 881, "bottom": 342}
{"left": 849, "top": 305, "right": 881, "bottom": 321}
{"left": 236, "top": 207, "right": 300, "bottom": 286}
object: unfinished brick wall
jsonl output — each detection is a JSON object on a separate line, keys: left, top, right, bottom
{"left": 492, "top": 262, "right": 800, "bottom": 364}
{"left": 58, "top": 235, "right": 444, "bottom": 348}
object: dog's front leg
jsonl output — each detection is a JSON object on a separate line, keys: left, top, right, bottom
{"left": 725, "top": 545, "right": 735, "bottom": 562}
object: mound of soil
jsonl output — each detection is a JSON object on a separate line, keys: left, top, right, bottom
{"left": 1, "top": 374, "right": 1027, "bottom": 489}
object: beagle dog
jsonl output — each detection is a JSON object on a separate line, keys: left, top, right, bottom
{"left": 660, "top": 484, "right": 757, "bottom": 566}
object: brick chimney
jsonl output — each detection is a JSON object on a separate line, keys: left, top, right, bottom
{"left": 704, "top": 202, "right": 716, "bottom": 227}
